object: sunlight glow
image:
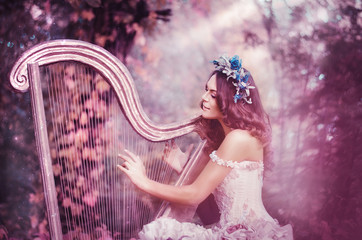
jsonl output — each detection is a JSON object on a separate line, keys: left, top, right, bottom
{"left": 317, "top": 8, "right": 329, "bottom": 23}
{"left": 176, "top": 1, "right": 256, "bottom": 48}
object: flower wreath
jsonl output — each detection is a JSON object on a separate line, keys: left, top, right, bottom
{"left": 212, "top": 55, "right": 255, "bottom": 104}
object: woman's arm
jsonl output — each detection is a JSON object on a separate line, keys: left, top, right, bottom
{"left": 117, "top": 149, "right": 231, "bottom": 205}
{"left": 144, "top": 159, "right": 231, "bottom": 205}
{"left": 117, "top": 130, "right": 260, "bottom": 205}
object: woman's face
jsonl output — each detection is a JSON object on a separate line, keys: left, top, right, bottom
{"left": 201, "top": 75, "right": 223, "bottom": 120}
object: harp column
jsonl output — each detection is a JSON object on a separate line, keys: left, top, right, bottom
{"left": 28, "top": 63, "right": 63, "bottom": 240}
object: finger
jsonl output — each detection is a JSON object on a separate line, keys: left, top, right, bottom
{"left": 164, "top": 142, "right": 170, "bottom": 155}
{"left": 186, "top": 144, "right": 194, "bottom": 156}
{"left": 118, "top": 153, "right": 131, "bottom": 161}
{"left": 163, "top": 149, "right": 169, "bottom": 159}
{"left": 171, "top": 139, "right": 177, "bottom": 149}
{"left": 117, "top": 164, "right": 128, "bottom": 173}
{"left": 123, "top": 161, "right": 132, "bottom": 170}
{"left": 118, "top": 152, "right": 135, "bottom": 163}
{"left": 117, "top": 164, "right": 132, "bottom": 179}
{"left": 124, "top": 149, "right": 140, "bottom": 162}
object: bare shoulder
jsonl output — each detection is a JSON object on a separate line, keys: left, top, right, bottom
{"left": 223, "top": 129, "right": 258, "bottom": 147}
{"left": 217, "top": 129, "right": 263, "bottom": 162}
{"left": 225, "top": 129, "right": 252, "bottom": 141}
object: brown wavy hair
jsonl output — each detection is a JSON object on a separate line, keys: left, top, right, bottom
{"left": 194, "top": 70, "right": 273, "bottom": 169}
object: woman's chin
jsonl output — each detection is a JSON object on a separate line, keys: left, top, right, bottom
{"left": 201, "top": 112, "right": 212, "bottom": 119}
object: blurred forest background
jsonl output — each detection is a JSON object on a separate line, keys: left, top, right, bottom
{"left": 0, "top": 0, "right": 361, "bottom": 239}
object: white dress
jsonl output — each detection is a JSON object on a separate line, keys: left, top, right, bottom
{"left": 138, "top": 151, "right": 293, "bottom": 240}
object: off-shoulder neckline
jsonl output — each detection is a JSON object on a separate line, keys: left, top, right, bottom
{"left": 209, "top": 151, "right": 263, "bottom": 169}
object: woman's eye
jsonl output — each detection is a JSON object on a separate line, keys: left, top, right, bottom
{"left": 211, "top": 94, "right": 216, "bottom": 98}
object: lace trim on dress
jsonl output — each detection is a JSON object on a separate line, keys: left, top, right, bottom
{"left": 209, "top": 150, "right": 263, "bottom": 170}
{"left": 215, "top": 218, "right": 293, "bottom": 240}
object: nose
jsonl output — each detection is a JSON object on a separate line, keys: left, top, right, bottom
{"left": 202, "top": 91, "right": 209, "bottom": 101}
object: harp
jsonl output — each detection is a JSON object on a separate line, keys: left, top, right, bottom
{"left": 10, "top": 40, "right": 208, "bottom": 239}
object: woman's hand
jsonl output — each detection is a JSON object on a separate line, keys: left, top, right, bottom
{"left": 117, "top": 149, "right": 149, "bottom": 190}
{"left": 163, "top": 140, "right": 194, "bottom": 173}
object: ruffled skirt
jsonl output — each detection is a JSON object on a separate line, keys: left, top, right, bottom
{"left": 138, "top": 217, "right": 293, "bottom": 240}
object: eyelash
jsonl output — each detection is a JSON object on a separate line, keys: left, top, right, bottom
{"left": 205, "top": 87, "right": 216, "bottom": 98}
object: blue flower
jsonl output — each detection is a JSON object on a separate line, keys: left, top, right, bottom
{"left": 238, "top": 83, "right": 246, "bottom": 90}
{"left": 212, "top": 55, "right": 254, "bottom": 104}
{"left": 234, "top": 94, "right": 242, "bottom": 103}
{"left": 229, "top": 55, "right": 242, "bottom": 70}
{"left": 242, "top": 73, "right": 249, "bottom": 83}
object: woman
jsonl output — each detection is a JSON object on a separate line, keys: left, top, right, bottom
{"left": 117, "top": 55, "right": 293, "bottom": 239}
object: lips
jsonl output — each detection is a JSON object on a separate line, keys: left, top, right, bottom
{"left": 202, "top": 103, "right": 210, "bottom": 111}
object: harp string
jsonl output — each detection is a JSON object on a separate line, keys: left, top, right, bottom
{"left": 40, "top": 61, "right": 199, "bottom": 239}
{"left": 46, "top": 65, "right": 70, "bottom": 233}
{"left": 58, "top": 63, "right": 74, "bottom": 235}
{"left": 51, "top": 63, "right": 74, "bottom": 234}
{"left": 110, "top": 71, "right": 119, "bottom": 236}
{"left": 76, "top": 62, "right": 88, "bottom": 234}
{"left": 67, "top": 62, "right": 85, "bottom": 235}
{"left": 48, "top": 63, "right": 72, "bottom": 235}
{"left": 108, "top": 71, "right": 114, "bottom": 235}
{"left": 92, "top": 66, "right": 112, "bottom": 236}
{"left": 74, "top": 63, "right": 88, "bottom": 235}
{"left": 140, "top": 142, "right": 150, "bottom": 230}
{"left": 58, "top": 63, "right": 75, "bottom": 235}
{"left": 89, "top": 67, "right": 102, "bottom": 235}
{"left": 115, "top": 90, "right": 122, "bottom": 236}
{"left": 121, "top": 118, "right": 126, "bottom": 238}
{"left": 90, "top": 66, "right": 101, "bottom": 234}
{"left": 82, "top": 64, "right": 96, "bottom": 235}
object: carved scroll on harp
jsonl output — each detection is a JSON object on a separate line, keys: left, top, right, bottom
{"left": 10, "top": 40, "right": 206, "bottom": 239}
